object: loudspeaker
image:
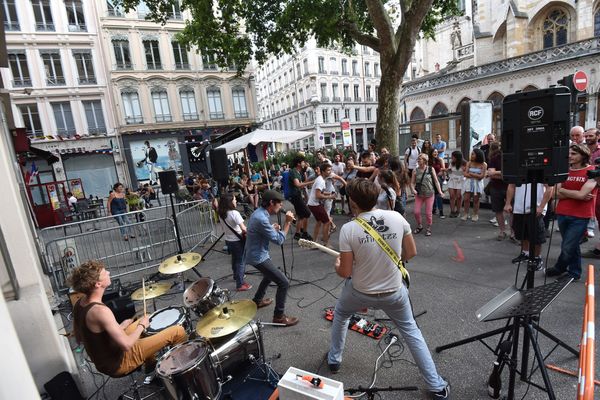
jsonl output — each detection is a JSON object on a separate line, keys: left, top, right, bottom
{"left": 158, "top": 170, "right": 178, "bottom": 194}
{"left": 501, "top": 87, "right": 571, "bottom": 184}
{"left": 44, "top": 371, "right": 84, "bottom": 400}
{"left": 105, "top": 295, "right": 136, "bottom": 323}
{"left": 210, "top": 148, "right": 229, "bottom": 181}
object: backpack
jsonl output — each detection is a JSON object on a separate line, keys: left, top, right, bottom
{"left": 281, "top": 170, "right": 291, "bottom": 199}
{"left": 405, "top": 146, "right": 421, "bottom": 159}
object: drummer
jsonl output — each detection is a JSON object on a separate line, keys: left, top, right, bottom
{"left": 69, "top": 260, "right": 187, "bottom": 377}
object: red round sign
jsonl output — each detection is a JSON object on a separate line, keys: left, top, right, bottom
{"left": 573, "top": 71, "right": 588, "bottom": 92}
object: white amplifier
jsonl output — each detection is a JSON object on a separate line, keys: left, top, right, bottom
{"left": 278, "top": 367, "right": 344, "bottom": 400}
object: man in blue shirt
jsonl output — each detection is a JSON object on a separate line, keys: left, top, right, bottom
{"left": 244, "top": 190, "right": 299, "bottom": 326}
{"left": 432, "top": 134, "right": 447, "bottom": 159}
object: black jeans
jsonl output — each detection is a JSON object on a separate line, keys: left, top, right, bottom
{"left": 251, "top": 258, "right": 289, "bottom": 317}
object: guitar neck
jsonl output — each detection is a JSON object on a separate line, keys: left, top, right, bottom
{"left": 298, "top": 239, "right": 340, "bottom": 257}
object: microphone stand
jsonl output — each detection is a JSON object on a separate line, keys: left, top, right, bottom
{"left": 277, "top": 211, "right": 288, "bottom": 277}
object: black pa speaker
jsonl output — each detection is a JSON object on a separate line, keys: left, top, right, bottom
{"left": 210, "top": 148, "right": 229, "bottom": 181}
{"left": 44, "top": 371, "right": 84, "bottom": 400}
{"left": 158, "top": 170, "right": 178, "bottom": 194}
{"left": 105, "top": 295, "right": 136, "bottom": 323}
{"left": 501, "top": 86, "right": 571, "bottom": 184}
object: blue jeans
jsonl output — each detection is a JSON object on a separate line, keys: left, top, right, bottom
{"left": 251, "top": 258, "right": 289, "bottom": 317}
{"left": 114, "top": 214, "right": 130, "bottom": 236}
{"left": 433, "top": 193, "right": 444, "bottom": 215}
{"left": 554, "top": 215, "right": 589, "bottom": 278}
{"left": 328, "top": 280, "right": 447, "bottom": 392}
{"left": 226, "top": 240, "right": 246, "bottom": 288}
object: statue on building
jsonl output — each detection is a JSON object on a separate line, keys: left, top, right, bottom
{"left": 450, "top": 21, "right": 462, "bottom": 49}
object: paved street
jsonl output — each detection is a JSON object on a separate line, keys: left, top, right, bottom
{"left": 73, "top": 201, "right": 597, "bottom": 399}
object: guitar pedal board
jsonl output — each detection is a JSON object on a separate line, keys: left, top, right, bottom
{"left": 324, "top": 308, "right": 388, "bottom": 340}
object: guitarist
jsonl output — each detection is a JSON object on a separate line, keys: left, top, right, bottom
{"left": 326, "top": 178, "right": 450, "bottom": 399}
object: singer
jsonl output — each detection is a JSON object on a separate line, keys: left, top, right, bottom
{"left": 244, "top": 190, "right": 299, "bottom": 326}
{"left": 326, "top": 179, "right": 450, "bottom": 399}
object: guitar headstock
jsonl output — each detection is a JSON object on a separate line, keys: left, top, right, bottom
{"left": 298, "top": 238, "right": 318, "bottom": 250}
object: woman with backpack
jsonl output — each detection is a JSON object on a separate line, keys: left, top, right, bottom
{"left": 411, "top": 153, "right": 443, "bottom": 236}
{"left": 389, "top": 156, "right": 410, "bottom": 215}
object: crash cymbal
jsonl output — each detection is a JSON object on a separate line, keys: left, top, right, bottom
{"left": 195, "top": 300, "right": 257, "bottom": 338}
{"left": 158, "top": 253, "right": 202, "bottom": 274}
{"left": 131, "top": 281, "right": 172, "bottom": 301}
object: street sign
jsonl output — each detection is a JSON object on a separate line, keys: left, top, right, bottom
{"left": 573, "top": 71, "right": 588, "bottom": 92}
{"left": 340, "top": 118, "right": 352, "bottom": 146}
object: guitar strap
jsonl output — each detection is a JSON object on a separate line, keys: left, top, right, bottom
{"left": 354, "top": 217, "right": 410, "bottom": 287}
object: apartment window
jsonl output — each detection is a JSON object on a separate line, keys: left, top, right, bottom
{"left": 320, "top": 83, "right": 327, "bottom": 99}
{"left": 374, "top": 63, "right": 380, "bottom": 77}
{"left": 207, "top": 87, "right": 224, "bottom": 119}
{"left": 333, "top": 108, "right": 339, "bottom": 122}
{"left": 19, "top": 104, "right": 43, "bottom": 137}
{"left": 232, "top": 87, "right": 248, "bottom": 118}
{"left": 322, "top": 109, "right": 329, "bottom": 123}
{"left": 354, "top": 108, "right": 360, "bottom": 121}
{"left": 112, "top": 39, "right": 132, "bottom": 69}
{"left": 296, "top": 63, "right": 301, "bottom": 78}
{"left": 543, "top": 9, "right": 568, "bottom": 48}
{"left": 144, "top": 40, "right": 162, "bottom": 70}
{"left": 595, "top": 9, "right": 600, "bottom": 37}
{"left": 352, "top": 60, "right": 358, "bottom": 76}
{"left": 2, "top": 0, "right": 19, "bottom": 31}
{"left": 353, "top": 84, "right": 360, "bottom": 100}
{"left": 375, "top": 86, "right": 379, "bottom": 102}
{"left": 168, "top": 0, "right": 182, "bottom": 19}
{"left": 332, "top": 83, "right": 339, "bottom": 99}
{"left": 341, "top": 59, "right": 348, "bottom": 75}
{"left": 318, "top": 57, "right": 325, "bottom": 73}
{"left": 180, "top": 89, "right": 198, "bottom": 120}
{"left": 65, "top": 0, "right": 86, "bottom": 32}
{"left": 303, "top": 58, "right": 309, "bottom": 75}
{"left": 330, "top": 57, "right": 337, "bottom": 74}
{"left": 41, "top": 50, "right": 65, "bottom": 86}
{"left": 298, "top": 88, "right": 304, "bottom": 102}
{"left": 106, "top": 0, "right": 124, "bottom": 17}
{"left": 202, "top": 50, "right": 217, "bottom": 70}
{"left": 122, "top": 90, "right": 143, "bottom": 124}
{"left": 309, "top": 111, "right": 314, "bottom": 125}
{"left": 344, "top": 108, "right": 350, "bottom": 119}
{"left": 172, "top": 41, "right": 189, "bottom": 69}
{"left": 366, "top": 85, "right": 371, "bottom": 101}
{"left": 366, "top": 108, "right": 372, "bottom": 121}
{"left": 137, "top": 1, "right": 149, "bottom": 18}
{"left": 32, "top": 0, "right": 54, "bottom": 31}
{"left": 364, "top": 62, "right": 371, "bottom": 77}
{"left": 52, "top": 102, "right": 76, "bottom": 137}
{"left": 83, "top": 101, "right": 106, "bottom": 134}
{"left": 343, "top": 84, "right": 350, "bottom": 100}
{"left": 8, "top": 52, "right": 31, "bottom": 87}
{"left": 151, "top": 90, "right": 172, "bottom": 122}
{"left": 73, "top": 50, "right": 96, "bottom": 84}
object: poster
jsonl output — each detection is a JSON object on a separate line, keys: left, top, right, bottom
{"left": 468, "top": 102, "right": 493, "bottom": 154}
{"left": 341, "top": 118, "right": 352, "bottom": 147}
{"left": 69, "top": 179, "right": 85, "bottom": 199}
{"left": 47, "top": 184, "right": 60, "bottom": 210}
{"left": 131, "top": 138, "right": 183, "bottom": 181}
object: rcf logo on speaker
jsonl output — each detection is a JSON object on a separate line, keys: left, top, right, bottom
{"left": 528, "top": 106, "right": 544, "bottom": 120}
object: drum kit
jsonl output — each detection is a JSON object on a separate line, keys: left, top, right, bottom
{"left": 130, "top": 252, "right": 272, "bottom": 400}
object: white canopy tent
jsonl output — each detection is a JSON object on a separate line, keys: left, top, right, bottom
{"left": 216, "top": 129, "right": 314, "bottom": 154}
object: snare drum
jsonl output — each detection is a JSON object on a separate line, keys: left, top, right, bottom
{"left": 183, "top": 278, "right": 230, "bottom": 315}
{"left": 209, "top": 321, "right": 264, "bottom": 379}
{"left": 145, "top": 306, "right": 190, "bottom": 336}
{"left": 156, "top": 339, "right": 221, "bottom": 400}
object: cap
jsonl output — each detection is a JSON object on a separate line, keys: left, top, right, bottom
{"left": 262, "top": 190, "right": 284, "bottom": 203}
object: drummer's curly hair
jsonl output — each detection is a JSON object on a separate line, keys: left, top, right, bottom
{"left": 68, "top": 260, "right": 105, "bottom": 295}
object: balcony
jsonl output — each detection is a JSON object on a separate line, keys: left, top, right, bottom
{"left": 125, "top": 116, "right": 143, "bottom": 124}
{"left": 68, "top": 23, "right": 87, "bottom": 32}
{"left": 36, "top": 23, "right": 55, "bottom": 31}
{"left": 341, "top": 71, "right": 349, "bottom": 76}
{"left": 146, "top": 63, "right": 163, "bottom": 71}
{"left": 318, "top": 69, "right": 327, "bottom": 74}
{"left": 88, "top": 127, "right": 107, "bottom": 135}
{"left": 366, "top": 97, "right": 373, "bottom": 102}
{"left": 343, "top": 96, "right": 352, "bottom": 102}
{"left": 402, "top": 37, "right": 600, "bottom": 97}
{"left": 286, "top": 107, "right": 291, "bottom": 112}
{"left": 169, "top": 12, "right": 183, "bottom": 20}
{"left": 175, "top": 62, "right": 190, "bottom": 70}
{"left": 115, "top": 62, "right": 133, "bottom": 70}
{"left": 13, "top": 78, "right": 32, "bottom": 88}
{"left": 331, "top": 71, "right": 339, "bottom": 75}
{"left": 332, "top": 96, "right": 340, "bottom": 102}
{"left": 354, "top": 97, "right": 362, "bottom": 102}
{"left": 46, "top": 76, "right": 66, "bottom": 86}
{"left": 183, "top": 113, "right": 199, "bottom": 121}
{"left": 235, "top": 111, "right": 249, "bottom": 118}
{"left": 303, "top": 72, "right": 309, "bottom": 77}
{"left": 4, "top": 22, "right": 20, "bottom": 31}
{"left": 209, "top": 112, "right": 225, "bottom": 119}
{"left": 321, "top": 96, "right": 330, "bottom": 102}
{"left": 78, "top": 77, "right": 97, "bottom": 85}
{"left": 107, "top": 9, "right": 125, "bottom": 17}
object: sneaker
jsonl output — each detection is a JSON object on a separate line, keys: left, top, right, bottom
{"left": 530, "top": 256, "right": 544, "bottom": 271}
{"left": 492, "top": 221, "right": 499, "bottom": 227}
{"left": 301, "top": 232, "right": 314, "bottom": 241}
{"left": 440, "top": 214, "right": 446, "bottom": 219}
{"left": 472, "top": 214, "right": 479, "bottom": 222}
{"left": 236, "top": 282, "right": 253, "bottom": 291}
{"left": 587, "top": 229, "right": 595, "bottom": 238}
{"left": 430, "top": 382, "right": 451, "bottom": 399}
{"left": 511, "top": 252, "right": 529, "bottom": 264}
{"left": 460, "top": 214, "right": 468, "bottom": 221}
{"left": 293, "top": 232, "right": 302, "bottom": 240}
{"left": 489, "top": 217, "right": 497, "bottom": 224}
{"left": 328, "top": 362, "right": 340, "bottom": 374}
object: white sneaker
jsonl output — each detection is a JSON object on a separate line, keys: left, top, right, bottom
{"left": 492, "top": 221, "right": 499, "bottom": 227}
{"left": 472, "top": 214, "right": 479, "bottom": 222}
{"left": 489, "top": 217, "right": 497, "bottom": 224}
{"left": 587, "top": 229, "right": 595, "bottom": 238}
{"left": 461, "top": 214, "right": 468, "bottom": 221}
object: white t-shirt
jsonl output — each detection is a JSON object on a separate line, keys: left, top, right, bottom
{"left": 68, "top": 196, "right": 78, "bottom": 207}
{"left": 308, "top": 175, "right": 326, "bottom": 206}
{"left": 332, "top": 162, "right": 345, "bottom": 188}
{"left": 222, "top": 210, "right": 244, "bottom": 242}
{"left": 339, "top": 210, "right": 412, "bottom": 294}
{"left": 513, "top": 183, "right": 547, "bottom": 215}
{"left": 376, "top": 188, "right": 397, "bottom": 210}
{"left": 405, "top": 146, "right": 420, "bottom": 170}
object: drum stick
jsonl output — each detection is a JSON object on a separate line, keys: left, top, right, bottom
{"left": 142, "top": 278, "right": 147, "bottom": 317}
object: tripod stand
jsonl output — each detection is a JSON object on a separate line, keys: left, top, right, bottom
{"left": 436, "top": 176, "right": 579, "bottom": 399}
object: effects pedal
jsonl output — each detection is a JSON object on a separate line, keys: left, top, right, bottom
{"left": 324, "top": 308, "right": 388, "bottom": 340}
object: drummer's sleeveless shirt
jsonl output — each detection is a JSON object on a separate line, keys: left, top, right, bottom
{"left": 73, "top": 299, "right": 124, "bottom": 376}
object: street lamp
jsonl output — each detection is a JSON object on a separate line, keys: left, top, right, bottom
{"left": 310, "top": 96, "right": 321, "bottom": 149}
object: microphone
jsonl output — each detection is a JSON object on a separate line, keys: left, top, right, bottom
{"left": 279, "top": 208, "right": 297, "bottom": 224}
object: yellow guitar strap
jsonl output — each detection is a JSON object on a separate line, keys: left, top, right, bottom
{"left": 354, "top": 217, "right": 410, "bottom": 286}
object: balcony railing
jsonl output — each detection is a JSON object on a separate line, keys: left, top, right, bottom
{"left": 155, "top": 115, "right": 172, "bottom": 122}
{"left": 107, "top": 9, "right": 125, "bottom": 17}
{"left": 68, "top": 23, "right": 87, "bottom": 32}
{"left": 343, "top": 96, "right": 352, "bottom": 102}
{"left": 78, "top": 77, "right": 97, "bottom": 85}
{"left": 115, "top": 62, "right": 133, "bottom": 70}
{"left": 235, "top": 111, "right": 249, "bottom": 118}
{"left": 46, "top": 76, "right": 66, "bottom": 86}
{"left": 332, "top": 96, "right": 340, "bottom": 101}
{"left": 209, "top": 112, "right": 225, "bottom": 119}
{"left": 4, "top": 22, "right": 20, "bottom": 31}
{"left": 183, "top": 113, "right": 199, "bottom": 120}
{"left": 125, "top": 116, "right": 143, "bottom": 124}
{"left": 36, "top": 23, "right": 55, "bottom": 31}
{"left": 169, "top": 12, "right": 183, "bottom": 20}
{"left": 13, "top": 78, "right": 32, "bottom": 88}
{"left": 175, "top": 62, "right": 190, "bottom": 70}
{"left": 88, "top": 127, "right": 107, "bottom": 135}
{"left": 354, "top": 97, "right": 362, "bottom": 102}
{"left": 341, "top": 71, "right": 349, "bottom": 76}
{"left": 146, "top": 63, "right": 163, "bottom": 70}
{"left": 299, "top": 100, "right": 305, "bottom": 107}
{"left": 402, "top": 37, "right": 600, "bottom": 97}
{"left": 321, "top": 96, "right": 330, "bottom": 102}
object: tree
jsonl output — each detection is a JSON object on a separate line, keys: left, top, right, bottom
{"left": 122, "top": 0, "right": 460, "bottom": 154}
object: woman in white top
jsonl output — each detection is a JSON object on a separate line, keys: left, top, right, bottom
{"left": 217, "top": 193, "right": 252, "bottom": 291}
{"left": 376, "top": 170, "right": 399, "bottom": 210}
{"left": 447, "top": 151, "right": 466, "bottom": 218}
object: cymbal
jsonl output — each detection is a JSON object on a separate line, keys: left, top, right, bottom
{"left": 158, "top": 253, "right": 202, "bottom": 274}
{"left": 195, "top": 300, "right": 257, "bottom": 338}
{"left": 131, "top": 281, "right": 172, "bottom": 301}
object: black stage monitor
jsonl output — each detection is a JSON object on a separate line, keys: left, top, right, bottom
{"left": 501, "top": 86, "right": 570, "bottom": 184}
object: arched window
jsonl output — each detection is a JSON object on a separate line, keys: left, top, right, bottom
{"left": 595, "top": 8, "right": 600, "bottom": 37}
{"left": 431, "top": 102, "right": 448, "bottom": 116}
{"left": 206, "top": 86, "right": 224, "bottom": 119}
{"left": 179, "top": 87, "right": 198, "bottom": 120}
{"left": 410, "top": 107, "right": 425, "bottom": 121}
{"left": 232, "top": 86, "right": 248, "bottom": 118}
{"left": 523, "top": 85, "right": 538, "bottom": 92}
{"left": 151, "top": 88, "right": 171, "bottom": 122}
{"left": 543, "top": 9, "right": 568, "bottom": 49}
{"left": 121, "top": 88, "right": 142, "bottom": 124}
{"left": 409, "top": 107, "right": 426, "bottom": 138}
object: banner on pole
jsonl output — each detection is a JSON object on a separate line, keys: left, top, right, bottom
{"left": 341, "top": 119, "right": 352, "bottom": 147}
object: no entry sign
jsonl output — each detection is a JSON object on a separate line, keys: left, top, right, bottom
{"left": 573, "top": 71, "right": 588, "bottom": 92}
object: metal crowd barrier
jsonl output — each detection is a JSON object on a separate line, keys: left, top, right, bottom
{"left": 39, "top": 200, "right": 216, "bottom": 294}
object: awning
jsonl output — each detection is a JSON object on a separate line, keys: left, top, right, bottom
{"left": 216, "top": 129, "right": 314, "bottom": 154}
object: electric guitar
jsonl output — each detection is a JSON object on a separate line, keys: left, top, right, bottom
{"left": 297, "top": 239, "right": 411, "bottom": 287}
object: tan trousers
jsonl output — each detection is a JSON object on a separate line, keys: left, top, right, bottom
{"left": 113, "top": 321, "right": 187, "bottom": 377}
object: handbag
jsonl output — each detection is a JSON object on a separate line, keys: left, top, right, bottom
{"left": 414, "top": 167, "right": 429, "bottom": 195}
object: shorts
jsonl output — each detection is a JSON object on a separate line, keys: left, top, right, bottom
{"left": 289, "top": 194, "right": 311, "bottom": 219}
{"left": 512, "top": 213, "right": 546, "bottom": 245}
{"left": 309, "top": 204, "right": 330, "bottom": 223}
{"left": 490, "top": 186, "right": 507, "bottom": 213}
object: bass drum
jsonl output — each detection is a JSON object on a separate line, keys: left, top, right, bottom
{"left": 156, "top": 339, "right": 221, "bottom": 400}
{"left": 209, "top": 321, "right": 264, "bottom": 379}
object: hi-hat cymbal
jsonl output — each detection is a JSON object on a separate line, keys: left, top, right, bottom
{"left": 131, "top": 281, "right": 172, "bottom": 301}
{"left": 158, "top": 253, "right": 202, "bottom": 274}
{"left": 195, "top": 300, "right": 257, "bottom": 338}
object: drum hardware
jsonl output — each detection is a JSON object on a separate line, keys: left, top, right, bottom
{"left": 183, "top": 278, "right": 230, "bottom": 317}
{"left": 195, "top": 300, "right": 257, "bottom": 338}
